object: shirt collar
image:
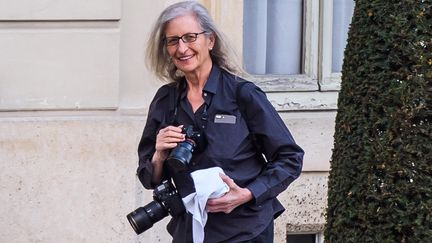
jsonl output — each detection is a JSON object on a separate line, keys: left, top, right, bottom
{"left": 179, "top": 65, "right": 221, "bottom": 104}
{"left": 203, "top": 64, "right": 220, "bottom": 95}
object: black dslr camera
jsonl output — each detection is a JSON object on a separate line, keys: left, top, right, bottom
{"left": 127, "top": 125, "right": 206, "bottom": 235}
{"left": 166, "top": 125, "right": 207, "bottom": 172}
{"left": 126, "top": 180, "right": 184, "bottom": 234}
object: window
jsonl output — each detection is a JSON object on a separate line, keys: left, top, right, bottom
{"left": 287, "top": 234, "right": 315, "bottom": 243}
{"left": 321, "top": 0, "right": 355, "bottom": 90}
{"left": 287, "top": 233, "right": 324, "bottom": 243}
{"left": 332, "top": 0, "right": 355, "bottom": 73}
{"left": 242, "top": 0, "right": 320, "bottom": 98}
{"left": 243, "top": 0, "right": 303, "bottom": 75}
{"left": 243, "top": 0, "right": 355, "bottom": 93}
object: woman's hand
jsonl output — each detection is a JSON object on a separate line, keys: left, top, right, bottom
{"left": 206, "top": 173, "right": 253, "bottom": 214}
{"left": 155, "top": 125, "right": 185, "bottom": 154}
{"left": 151, "top": 125, "right": 185, "bottom": 184}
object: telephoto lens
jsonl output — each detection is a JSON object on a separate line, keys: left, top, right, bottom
{"left": 126, "top": 180, "right": 185, "bottom": 234}
{"left": 127, "top": 200, "right": 168, "bottom": 234}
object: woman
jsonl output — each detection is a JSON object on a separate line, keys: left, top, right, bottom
{"left": 137, "top": 1, "right": 304, "bottom": 242}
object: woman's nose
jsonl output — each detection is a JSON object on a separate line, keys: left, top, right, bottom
{"left": 177, "top": 40, "right": 188, "bottom": 53}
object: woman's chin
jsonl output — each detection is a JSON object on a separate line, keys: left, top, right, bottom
{"left": 175, "top": 64, "right": 197, "bottom": 74}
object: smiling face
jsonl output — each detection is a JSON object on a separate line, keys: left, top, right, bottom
{"left": 164, "top": 14, "right": 214, "bottom": 77}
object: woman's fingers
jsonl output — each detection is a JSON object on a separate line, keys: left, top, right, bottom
{"left": 158, "top": 126, "right": 185, "bottom": 142}
{"left": 160, "top": 125, "right": 181, "bottom": 134}
{"left": 155, "top": 125, "right": 185, "bottom": 151}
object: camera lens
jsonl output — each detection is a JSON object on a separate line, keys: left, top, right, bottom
{"left": 126, "top": 201, "right": 168, "bottom": 234}
{"left": 168, "top": 140, "right": 194, "bottom": 168}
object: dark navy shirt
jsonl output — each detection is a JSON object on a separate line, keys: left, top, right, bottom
{"left": 137, "top": 65, "right": 304, "bottom": 243}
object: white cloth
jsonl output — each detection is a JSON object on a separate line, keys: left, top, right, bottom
{"left": 182, "top": 167, "right": 229, "bottom": 243}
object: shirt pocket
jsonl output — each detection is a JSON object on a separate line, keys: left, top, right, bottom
{"left": 205, "top": 113, "right": 250, "bottom": 159}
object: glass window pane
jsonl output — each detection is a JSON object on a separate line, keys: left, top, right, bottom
{"left": 243, "top": 0, "right": 267, "bottom": 74}
{"left": 266, "top": 0, "right": 303, "bottom": 74}
{"left": 332, "top": 0, "right": 355, "bottom": 72}
{"left": 287, "top": 234, "right": 316, "bottom": 243}
{"left": 243, "top": 0, "right": 303, "bottom": 75}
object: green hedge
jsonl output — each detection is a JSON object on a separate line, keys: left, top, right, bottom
{"left": 325, "top": 0, "right": 432, "bottom": 242}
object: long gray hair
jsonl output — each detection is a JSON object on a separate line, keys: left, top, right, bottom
{"left": 146, "top": 1, "right": 243, "bottom": 82}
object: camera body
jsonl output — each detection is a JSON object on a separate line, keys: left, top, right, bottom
{"left": 166, "top": 125, "right": 207, "bottom": 172}
{"left": 127, "top": 125, "right": 206, "bottom": 235}
{"left": 127, "top": 180, "right": 185, "bottom": 234}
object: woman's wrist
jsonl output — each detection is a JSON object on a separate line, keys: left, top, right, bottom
{"left": 151, "top": 150, "right": 168, "bottom": 184}
{"left": 241, "top": 188, "right": 253, "bottom": 204}
{"left": 152, "top": 150, "right": 168, "bottom": 165}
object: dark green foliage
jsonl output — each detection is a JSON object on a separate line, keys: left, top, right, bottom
{"left": 325, "top": 0, "right": 432, "bottom": 242}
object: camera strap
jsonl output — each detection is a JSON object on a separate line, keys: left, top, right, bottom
{"left": 168, "top": 81, "right": 183, "bottom": 126}
{"left": 169, "top": 78, "right": 211, "bottom": 130}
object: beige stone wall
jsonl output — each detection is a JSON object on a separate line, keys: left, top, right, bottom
{"left": 0, "top": 0, "right": 122, "bottom": 110}
{"left": 0, "top": 112, "right": 330, "bottom": 243}
{"left": 0, "top": 115, "right": 140, "bottom": 242}
{"left": 0, "top": 0, "right": 333, "bottom": 242}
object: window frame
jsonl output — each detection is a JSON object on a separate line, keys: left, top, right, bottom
{"left": 245, "top": 0, "right": 339, "bottom": 112}
{"left": 287, "top": 232, "right": 324, "bottom": 243}
{"left": 202, "top": 0, "right": 349, "bottom": 112}
{"left": 319, "top": 0, "right": 344, "bottom": 91}
{"left": 247, "top": 0, "right": 320, "bottom": 93}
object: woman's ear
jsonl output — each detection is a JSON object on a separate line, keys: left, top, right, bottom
{"left": 209, "top": 33, "right": 216, "bottom": 49}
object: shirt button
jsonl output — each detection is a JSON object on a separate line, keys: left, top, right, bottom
{"left": 203, "top": 92, "right": 207, "bottom": 97}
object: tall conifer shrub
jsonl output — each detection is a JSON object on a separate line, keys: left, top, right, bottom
{"left": 325, "top": 0, "right": 432, "bottom": 242}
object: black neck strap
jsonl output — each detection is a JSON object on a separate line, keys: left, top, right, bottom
{"left": 169, "top": 79, "right": 211, "bottom": 129}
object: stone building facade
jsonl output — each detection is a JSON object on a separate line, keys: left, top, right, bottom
{"left": 0, "top": 1, "right": 354, "bottom": 242}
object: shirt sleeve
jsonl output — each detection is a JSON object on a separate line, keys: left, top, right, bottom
{"left": 239, "top": 82, "right": 304, "bottom": 205}
{"left": 136, "top": 85, "right": 171, "bottom": 189}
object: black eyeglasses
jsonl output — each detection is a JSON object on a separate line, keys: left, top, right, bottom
{"left": 164, "top": 31, "right": 207, "bottom": 46}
